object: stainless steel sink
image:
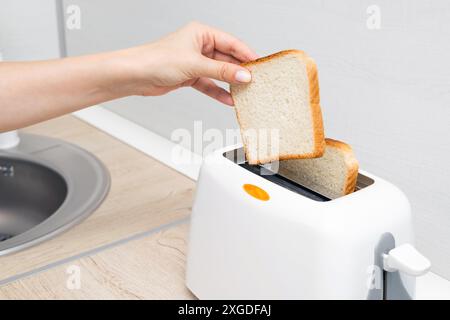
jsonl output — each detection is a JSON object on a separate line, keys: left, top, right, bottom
{"left": 0, "top": 133, "right": 110, "bottom": 255}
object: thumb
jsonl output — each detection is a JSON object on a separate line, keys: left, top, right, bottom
{"left": 195, "top": 57, "right": 252, "bottom": 84}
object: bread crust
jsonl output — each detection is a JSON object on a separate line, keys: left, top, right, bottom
{"left": 231, "top": 49, "right": 325, "bottom": 164}
{"left": 325, "top": 138, "right": 359, "bottom": 195}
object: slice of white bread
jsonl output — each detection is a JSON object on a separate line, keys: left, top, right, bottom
{"left": 230, "top": 49, "right": 325, "bottom": 165}
{"left": 278, "top": 138, "right": 359, "bottom": 199}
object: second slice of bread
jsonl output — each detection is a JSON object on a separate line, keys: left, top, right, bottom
{"left": 231, "top": 50, "right": 325, "bottom": 165}
{"left": 278, "top": 138, "right": 359, "bottom": 199}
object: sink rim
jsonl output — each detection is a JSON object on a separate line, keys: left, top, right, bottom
{"left": 0, "top": 133, "right": 110, "bottom": 256}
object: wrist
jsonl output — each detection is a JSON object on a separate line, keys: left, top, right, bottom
{"left": 96, "top": 50, "right": 139, "bottom": 97}
{"left": 105, "top": 45, "right": 160, "bottom": 97}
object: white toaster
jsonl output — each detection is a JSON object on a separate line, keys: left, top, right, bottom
{"left": 186, "top": 145, "right": 431, "bottom": 300}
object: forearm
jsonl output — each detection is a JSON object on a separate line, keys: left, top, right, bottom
{"left": 0, "top": 51, "right": 133, "bottom": 132}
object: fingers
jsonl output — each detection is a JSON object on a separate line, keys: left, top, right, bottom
{"left": 212, "top": 50, "right": 241, "bottom": 65}
{"left": 211, "top": 29, "right": 258, "bottom": 62}
{"left": 183, "top": 22, "right": 256, "bottom": 85}
{"left": 191, "top": 77, "right": 234, "bottom": 106}
{"left": 194, "top": 56, "right": 252, "bottom": 84}
{"left": 201, "top": 24, "right": 258, "bottom": 62}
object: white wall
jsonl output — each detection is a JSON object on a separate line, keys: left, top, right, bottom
{"left": 61, "top": 0, "right": 450, "bottom": 280}
{"left": 0, "top": 0, "right": 61, "bottom": 60}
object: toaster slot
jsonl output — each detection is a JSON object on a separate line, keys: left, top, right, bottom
{"left": 354, "top": 173, "right": 374, "bottom": 191}
{"left": 239, "top": 162, "right": 330, "bottom": 201}
{"left": 223, "top": 148, "right": 375, "bottom": 201}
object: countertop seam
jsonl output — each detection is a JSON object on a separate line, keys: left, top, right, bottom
{"left": 0, "top": 217, "right": 190, "bottom": 287}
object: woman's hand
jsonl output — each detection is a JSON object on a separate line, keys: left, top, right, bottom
{"left": 0, "top": 22, "right": 256, "bottom": 132}
{"left": 114, "top": 21, "right": 258, "bottom": 105}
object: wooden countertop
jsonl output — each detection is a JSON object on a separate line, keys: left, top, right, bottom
{"left": 0, "top": 223, "right": 194, "bottom": 299}
{"left": 0, "top": 115, "right": 196, "bottom": 299}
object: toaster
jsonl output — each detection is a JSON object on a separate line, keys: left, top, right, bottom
{"left": 186, "top": 145, "right": 431, "bottom": 300}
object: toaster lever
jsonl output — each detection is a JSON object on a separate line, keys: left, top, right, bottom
{"left": 382, "top": 243, "right": 431, "bottom": 276}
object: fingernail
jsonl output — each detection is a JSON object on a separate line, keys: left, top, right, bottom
{"left": 235, "top": 70, "right": 251, "bottom": 83}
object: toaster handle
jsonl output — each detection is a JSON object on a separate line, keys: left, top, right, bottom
{"left": 382, "top": 243, "right": 431, "bottom": 276}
